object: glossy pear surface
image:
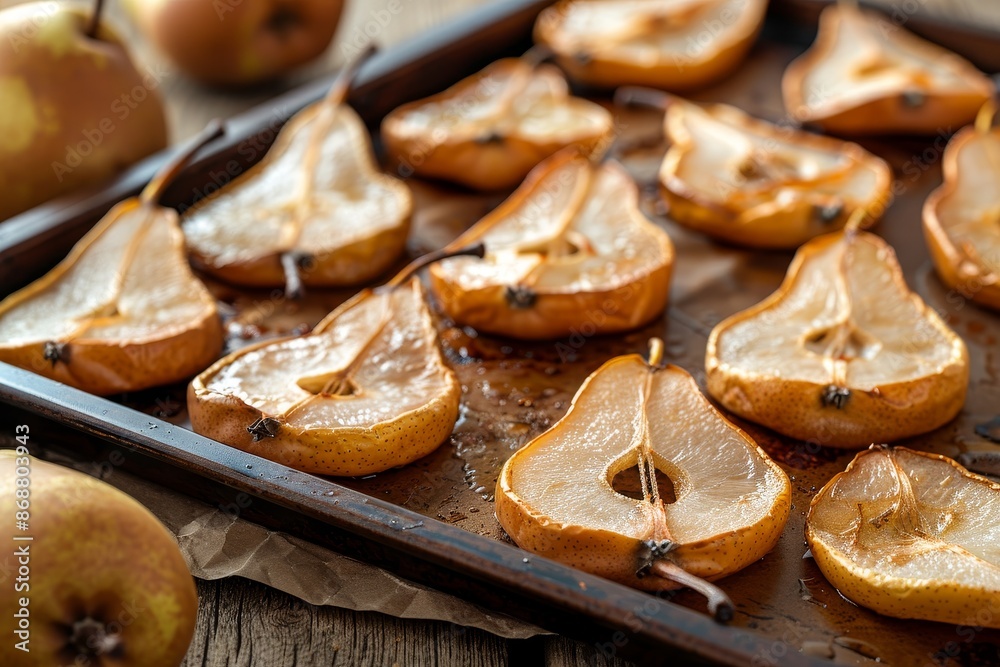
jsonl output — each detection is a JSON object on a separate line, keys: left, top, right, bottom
{"left": 807, "top": 446, "right": 1000, "bottom": 628}
{"left": 430, "top": 150, "right": 673, "bottom": 339}
{"left": 0, "top": 196, "right": 223, "bottom": 395}
{"left": 534, "top": 0, "right": 767, "bottom": 90}
{"left": 183, "top": 98, "right": 411, "bottom": 289}
{"left": 923, "top": 124, "right": 1000, "bottom": 310}
{"left": 782, "top": 5, "right": 992, "bottom": 135}
{"left": 382, "top": 58, "right": 614, "bottom": 191}
{"left": 0, "top": 2, "right": 167, "bottom": 220}
{"left": 497, "top": 354, "right": 791, "bottom": 591}
{"left": 660, "top": 99, "right": 892, "bottom": 248}
{"left": 189, "top": 279, "right": 459, "bottom": 476}
{"left": 707, "top": 231, "right": 968, "bottom": 447}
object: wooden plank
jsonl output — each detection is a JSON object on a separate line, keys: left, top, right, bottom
{"left": 181, "top": 578, "right": 510, "bottom": 667}
{"left": 544, "top": 636, "right": 637, "bottom": 667}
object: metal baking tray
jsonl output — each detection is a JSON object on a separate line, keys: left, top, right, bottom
{"left": 2, "top": 1, "right": 998, "bottom": 664}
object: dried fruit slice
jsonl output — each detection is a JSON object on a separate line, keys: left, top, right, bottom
{"left": 381, "top": 56, "right": 614, "bottom": 191}
{"left": 188, "top": 249, "right": 477, "bottom": 476}
{"left": 0, "top": 125, "right": 224, "bottom": 395}
{"left": 807, "top": 446, "right": 1000, "bottom": 628}
{"left": 706, "top": 230, "right": 969, "bottom": 447}
{"left": 497, "top": 340, "right": 791, "bottom": 609}
{"left": 429, "top": 149, "right": 673, "bottom": 340}
{"left": 534, "top": 0, "right": 767, "bottom": 90}
{"left": 657, "top": 96, "right": 892, "bottom": 248}
{"left": 923, "top": 107, "right": 1000, "bottom": 310}
{"left": 782, "top": 5, "right": 993, "bottom": 135}
{"left": 182, "top": 49, "right": 411, "bottom": 295}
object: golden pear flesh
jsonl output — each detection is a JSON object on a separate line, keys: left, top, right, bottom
{"left": 659, "top": 97, "right": 892, "bottom": 248}
{"left": 807, "top": 446, "right": 1000, "bottom": 628}
{"left": 923, "top": 119, "right": 1000, "bottom": 310}
{"left": 707, "top": 231, "right": 969, "bottom": 447}
{"left": 189, "top": 278, "right": 460, "bottom": 476}
{"left": 497, "top": 343, "right": 791, "bottom": 605}
{"left": 381, "top": 57, "right": 614, "bottom": 191}
{"left": 430, "top": 149, "right": 674, "bottom": 340}
{"left": 0, "top": 450, "right": 197, "bottom": 667}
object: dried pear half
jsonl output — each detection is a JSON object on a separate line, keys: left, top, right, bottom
{"left": 535, "top": 0, "right": 767, "bottom": 91}
{"left": 189, "top": 263, "right": 465, "bottom": 476}
{"left": 430, "top": 149, "right": 673, "bottom": 340}
{"left": 782, "top": 5, "right": 993, "bottom": 135}
{"left": 807, "top": 446, "right": 1000, "bottom": 628}
{"left": 497, "top": 340, "right": 791, "bottom": 610}
{"left": 659, "top": 97, "right": 892, "bottom": 248}
{"left": 381, "top": 57, "right": 614, "bottom": 191}
{"left": 706, "top": 231, "right": 968, "bottom": 447}
{"left": 182, "top": 51, "right": 411, "bottom": 295}
{"left": 923, "top": 111, "right": 1000, "bottom": 310}
{"left": 0, "top": 126, "right": 224, "bottom": 396}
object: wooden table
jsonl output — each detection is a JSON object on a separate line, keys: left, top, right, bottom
{"left": 34, "top": 0, "right": 1000, "bottom": 664}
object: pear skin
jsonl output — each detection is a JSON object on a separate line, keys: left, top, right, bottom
{"left": 0, "top": 451, "right": 197, "bottom": 667}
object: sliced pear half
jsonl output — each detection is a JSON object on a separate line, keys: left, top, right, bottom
{"left": 182, "top": 49, "right": 412, "bottom": 295}
{"left": 707, "top": 231, "right": 969, "bottom": 447}
{"left": 430, "top": 149, "right": 674, "bottom": 340}
{"left": 807, "top": 446, "right": 1000, "bottom": 628}
{"left": 658, "top": 96, "right": 892, "bottom": 248}
{"left": 0, "top": 125, "right": 225, "bottom": 396}
{"left": 923, "top": 112, "right": 1000, "bottom": 310}
{"left": 497, "top": 340, "right": 791, "bottom": 608}
{"left": 534, "top": 0, "right": 767, "bottom": 91}
{"left": 187, "top": 247, "right": 480, "bottom": 476}
{"left": 381, "top": 56, "right": 614, "bottom": 191}
{"left": 782, "top": 5, "right": 993, "bottom": 135}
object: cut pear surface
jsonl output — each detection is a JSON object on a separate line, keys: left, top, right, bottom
{"left": 183, "top": 66, "right": 411, "bottom": 292}
{"left": 707, "top": 231, "right": 968, "bottom": 447}
{"left": 430, "top": 150, "right": 673, "bottom": 339}
{"left": 0, "top": 130, "right": 224, "bottom": 396}
{"left": 923, "top": 122, "right": 1000, "bottom": 310}
{"left": 782, "top": 5, "right": 993, "bottom": 135}
{"left": 535, "top": 0, "right": 767, "bottom": 90}
{"left": 189, "top": 279, "right": 460, "bottom": 476}
{"left": 497, "top": 349, "right": 791, "bottom": 593}
{"left": 660, "top": 99, "right": 892, "bottom": 248}
{"left": 381, "top": 57, "right": 614, "bottom": 191}
{"left": 807, "top": 446, "right": 1000, "bottom": 627}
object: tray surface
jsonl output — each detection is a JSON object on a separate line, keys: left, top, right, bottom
{"left": 2, "top": 2, "right": 999, "bottom": 665}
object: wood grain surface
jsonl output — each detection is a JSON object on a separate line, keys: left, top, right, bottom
{"left": 6, "top": 0, "right": 995, "bottom": 665}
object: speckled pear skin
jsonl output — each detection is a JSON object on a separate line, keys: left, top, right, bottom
{"left": 806, "top": 447, "right": 1000, "bottom": 628}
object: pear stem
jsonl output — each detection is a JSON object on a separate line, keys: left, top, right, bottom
{"left": 650, "top": 560, "right": 735, "bottom": 623}
{"left": 85, "top": 0, "right": 105, "bottom": 40}
{"left": 325, "top": 44, "right": 379, "bottom": 107}
{"left": 843, "top": 206, "right": 870, "bottom": 236}
{"left": 521, "top": 43, "right": 554, "bottom": 68}
{"left": 141, "top": 120, "right": 226, "bottom": 206}
{"left": 647, "top": 338, "right": 665, "bottom": 367}
{"left": 975, "top": 98, "right": 999, "bottom": 134}
{"left": 613, "top": 86, "right": 675, "bottom": 112}
{"left": 383, "top": 243, "right": 486, "bottom": 289}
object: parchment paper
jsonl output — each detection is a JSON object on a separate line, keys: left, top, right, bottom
{"left": 42, "top": 451, "right": 546, "bottom": 640}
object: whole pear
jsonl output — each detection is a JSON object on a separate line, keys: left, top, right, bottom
{"left": 122, "top": 0, "right": 344, "bottom": 86}
{"left": 0, "top": 1, "right": 168, "bottom": 221}
{"left": 0, "top": 450, "right": 197, "bottom": 667}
